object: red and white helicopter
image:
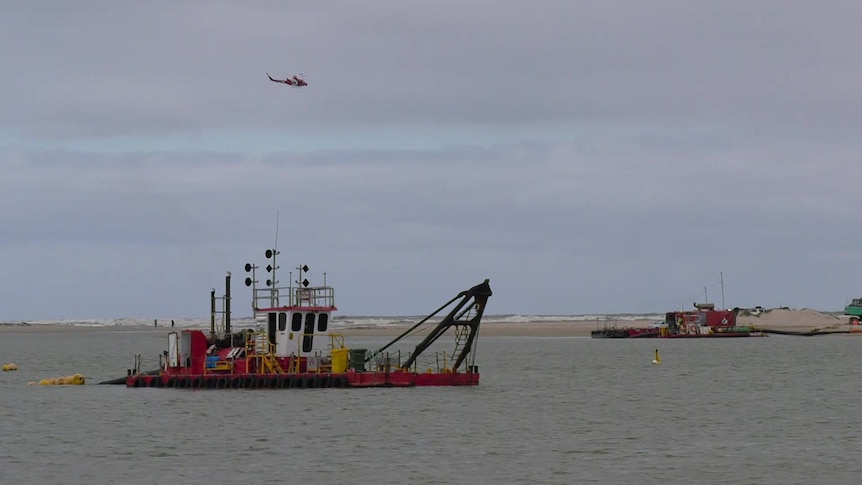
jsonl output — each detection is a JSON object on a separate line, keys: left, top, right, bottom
{"left": 267, "top": 73, "right": 307, "bottom": 87}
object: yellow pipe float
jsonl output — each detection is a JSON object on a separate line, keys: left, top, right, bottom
{"left": 29, "top": 374, "right": 86, "bottom": 385}
{"left": 2, "top": 363, "right": 18, "bottom": 371}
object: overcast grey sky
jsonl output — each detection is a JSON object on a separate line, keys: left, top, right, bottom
{"left": 2, "top": 1, "right": 861, "bottom": 320}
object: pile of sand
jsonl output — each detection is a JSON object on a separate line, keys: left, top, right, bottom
{"left": 736, "top": 308, "right": 844, "bottom": 329}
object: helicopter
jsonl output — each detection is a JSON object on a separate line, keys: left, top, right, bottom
{"left": 267, "top": 73, "right": 307, "bottom": 87}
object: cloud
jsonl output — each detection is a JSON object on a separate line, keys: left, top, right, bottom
{"left": 1, "top": 2, "right": 861, "bottom": 319}
{"left": 2, "top": 1, "right": 861, "bottom": 138}
{"left": 3, "top": 129, "right": 862, "bottom": 319}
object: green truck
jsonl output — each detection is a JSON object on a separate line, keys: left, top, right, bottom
{"left": 845, "top": 298, "right": 862, "bottom": 324}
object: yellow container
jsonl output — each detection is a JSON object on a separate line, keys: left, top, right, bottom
{"left": 331, "top": 348, "right": 349, "bottom": 373}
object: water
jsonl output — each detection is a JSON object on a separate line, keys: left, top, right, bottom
{"left": 1, "top": 329, "right": 860, "bottom": 484}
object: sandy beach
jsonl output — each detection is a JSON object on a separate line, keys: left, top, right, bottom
{"left": 0, "top": 308, "right": 855, "bottom": 338}
{"left": 334, "top": 308, "right": 856, "bottom": 337}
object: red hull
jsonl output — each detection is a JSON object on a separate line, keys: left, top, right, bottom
{"left": 666, "top": 332, "right": 764, "bottom": 338}
{"left": 591, "top": 327, "right": 661, "bottom": 338}
{"left": 125, "top": 370, "right": 479, "bottom": 389}
{"left": 592, "top": 328, "right": 764, "bottom": 339}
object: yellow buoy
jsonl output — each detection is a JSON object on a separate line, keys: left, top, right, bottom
{"left": 2, "top": 363, "right": 18, "bottom": 371}
{"left": 652, "top": 349, "right": 661, "bottom": 365}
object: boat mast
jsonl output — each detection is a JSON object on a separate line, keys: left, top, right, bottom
{"left": 225, "top": 271, "right": 231, "bottom": 334}
{"left": 720, "top": 272, "right": 725, "bottom": 309}
{"left": 268, "top": 212, "right": 281, "bottom": 308}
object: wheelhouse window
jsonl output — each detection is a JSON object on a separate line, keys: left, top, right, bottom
{"left": 302, "top": 313, "right": 316, "bottom": 352}
{"left": 318, "top": 313, "right": 329, "bottom": 332}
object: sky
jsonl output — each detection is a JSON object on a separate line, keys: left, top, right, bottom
{"left": 2, "top": 1, "right": 862, "bottom": 320}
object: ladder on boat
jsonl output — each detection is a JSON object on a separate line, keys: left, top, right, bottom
{"left": 446, "top": 306, "right": 476, "bottom": 372}
{"left": 246, "top": 331, "right": 284, "bottom": 374}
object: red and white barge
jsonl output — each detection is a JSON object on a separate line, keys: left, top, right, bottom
{"left": 591, "top": 303, "right": 766, "bottom": 338}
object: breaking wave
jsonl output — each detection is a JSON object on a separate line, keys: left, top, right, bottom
{"left": 1, "top": 313, "right": 666, "bottom": 329}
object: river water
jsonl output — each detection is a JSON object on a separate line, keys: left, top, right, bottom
{"left": 1, "top": 329, "right": 860, "bottom": 484}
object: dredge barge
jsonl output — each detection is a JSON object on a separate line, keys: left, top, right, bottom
{"left": 591, "top": 304, "right": 765, "bottom": 339}
{"left": 105, "top": 248, "right": 492, "bottom": 389}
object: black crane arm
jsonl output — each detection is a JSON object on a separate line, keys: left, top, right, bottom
{"left": 367, "top": 279, "right": 492, "bottom": 371}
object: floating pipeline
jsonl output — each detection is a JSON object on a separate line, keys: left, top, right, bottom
{"left": 98, "top": 368, "right": 160, "bottom": 385}
{"left": 28, "top": 374, "right": 86, "bottom": 385}
{"left": 2, "top": 363, "right": 18, "bottom": 371}
{"left": 758, "top": 328, "right": 851, "bottom": 337}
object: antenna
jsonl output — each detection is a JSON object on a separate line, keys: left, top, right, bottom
{"left": 274, "top": 211, "right": 280, "bottom": 254}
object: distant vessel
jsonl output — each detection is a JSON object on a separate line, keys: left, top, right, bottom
{"left": 591, "top": 304, "right": 766, "bottom": 339}
{"left": 844, "top": 297, "right": 862, "bottom": 327}
{"left": 103, "top": 248, "right": 492, "bottom": 389}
